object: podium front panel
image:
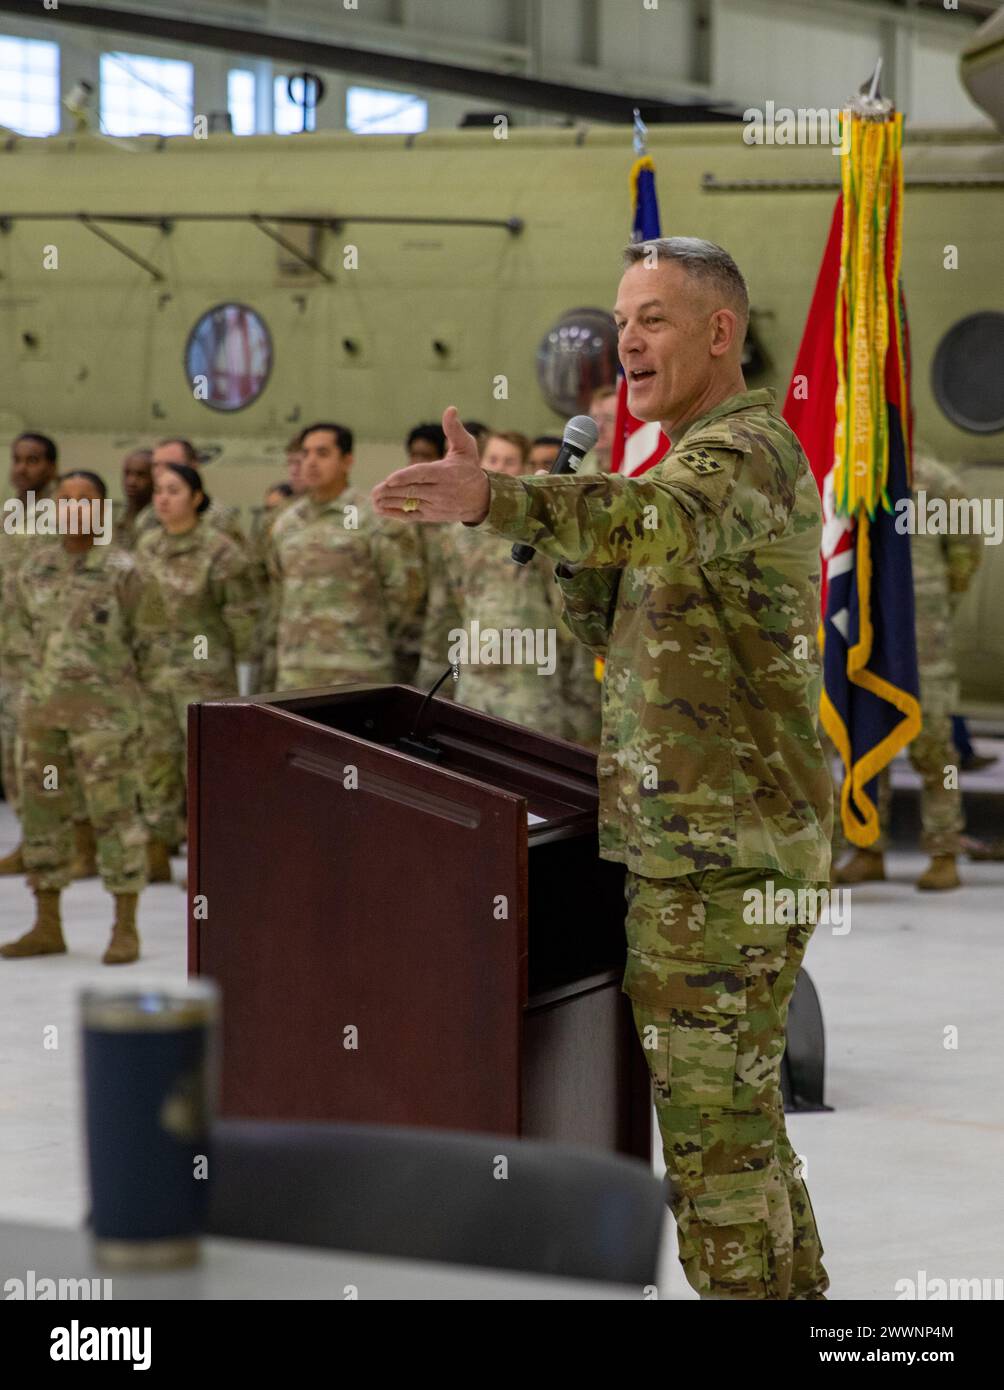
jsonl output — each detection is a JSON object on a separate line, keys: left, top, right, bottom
{"left": 190, "top": 700, "right": 527, "bottom": 1134}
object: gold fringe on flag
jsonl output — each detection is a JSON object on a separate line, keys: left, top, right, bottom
{"left": 832, "top": 110, "right": 905, "bottom": 520}
{"left": 629, "top": 154, "right": 656, "bottom": 207}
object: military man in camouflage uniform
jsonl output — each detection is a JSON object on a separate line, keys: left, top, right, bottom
{"left": 374, "top": 238, "right": 832, "bottom": 1300}
{"left": 431, "top": 430, "right": 601, "bottom": 746}
{"left": 268, "top": 423, "right": 426, "bottom": 690}
{"left": 1, "top": 472, "right": 147, "bottom": 964}
{"left": 834, "top": 451, "right": 982, "bottom": 891}
{"left": 247, "top": 433, "right": 306, "bottom": 691}
{"left": 0, "top": 432, "right": 60, "bottom": 874}
{"left": 110, "top": 448, "right": 154, "bottom": 551}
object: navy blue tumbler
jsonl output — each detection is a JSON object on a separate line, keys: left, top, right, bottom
{"left": 81, "top": 983, "right": 219, "bottom": 1268}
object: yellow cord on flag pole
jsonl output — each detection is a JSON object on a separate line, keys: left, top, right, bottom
{"left": 832, "top": 106, "right": 904, "bottom": 520}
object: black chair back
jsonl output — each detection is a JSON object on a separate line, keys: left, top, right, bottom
{"left": 207, "top": 1119, "right": 664, "bottom": 1286}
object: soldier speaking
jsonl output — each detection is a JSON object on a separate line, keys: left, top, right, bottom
{"left": 373, "top": 236, "right": 834, "bottom": 1301}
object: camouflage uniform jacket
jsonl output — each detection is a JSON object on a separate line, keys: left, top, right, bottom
{"left": 133, "top": 518, "right": 258, "bottom": 695}
{"left": 479, "top": 387, "right": 833, "bottom": 880}
{"left": 415, "top": 523, "right": 460, "bottom": 688}
{"left": 436, "top": 523, "right": 598, "bottom": 742}
{"left": 111, "top": 500, "right": 151, "bottom": 552}
{"left": 0, "top": 479, "right": 60, "bottom": 679}
{"left": 268, "top": 486, "right": 426, "bottom": 689}
{"left": 129, "top": 497, "right": 247, "bottom": 549}
{"left": 10, "top": 542, "right": 142, "bottom": 723}
{"left": 246, "top": 499, "right": 294, "bottom": 673}
{"left": 909, "top": 453, "right": 981, "bottom": 715}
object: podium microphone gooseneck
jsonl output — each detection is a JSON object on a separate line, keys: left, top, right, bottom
{"left": 510, "top": 414, "right": 599, "bottom": 566}
{"left": 397, "top": 663, "right": 454, "bottom": 762}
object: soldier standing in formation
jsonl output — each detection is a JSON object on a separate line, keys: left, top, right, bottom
{"left": 263, "top": 482, "right": 294, "bottom": 511}
{"left": 833, "top": 451, "right": 982, "bottom": 891}
{"left": 526, "top": 434, "right": 562, "bottom": 473}
{"left": 249, "top": 432, "right": 304, "bottom": 692}
{"left": 375, "top": 237, "right": 833, "bottom": 1300}
{"left": 133, "top": 462, "right": 257, "bottom": 881}
{"left": 578, "top": 384, "right": 618, "bottom": 476}
{"left": 267, "top": 422, "right": 426, "bottom": 690}
{"left": 1, "top": 473, "right": 147, "bottom": 964}
{"left": 0, "top": 433, "right": 60, "bottom": 876}
{"left": 111, "top": 448, "right": 154, "bottom": 551}
{"left": 156, "top": 439, "right": 247, "bottom": 546}
{"left": 435, "top": 430, "right": 601, "bottom": 746}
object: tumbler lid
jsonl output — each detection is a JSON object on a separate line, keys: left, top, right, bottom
{"left": 81, "top": 982, "right": 218, "bottom": 1031}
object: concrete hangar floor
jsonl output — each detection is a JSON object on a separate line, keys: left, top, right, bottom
{"left": 1, "top": 747, "right": 1001, "bottom": 1301}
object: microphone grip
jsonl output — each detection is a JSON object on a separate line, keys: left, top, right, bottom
{"left": 509, "top": 442, "right": 581, "bottom": 566}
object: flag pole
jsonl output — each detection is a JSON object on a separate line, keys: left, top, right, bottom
{"left": 632, "top": 107, "right": 647, "bottom": 157}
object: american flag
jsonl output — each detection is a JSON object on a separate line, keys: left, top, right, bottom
{"left": 610, "top": 154, "right": 670, "bottom": 477}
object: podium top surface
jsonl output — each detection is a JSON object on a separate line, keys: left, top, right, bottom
{"left": 203, "top": 683, "right": 600, "bottom": 835}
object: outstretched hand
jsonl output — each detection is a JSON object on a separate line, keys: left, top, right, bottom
{"left": 371, "top": 407, "right": 491, "bottom": 524}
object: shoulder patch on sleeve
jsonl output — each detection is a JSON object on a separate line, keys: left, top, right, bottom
{"left": 677, "top": 447, "right": 725, "bottom": 476}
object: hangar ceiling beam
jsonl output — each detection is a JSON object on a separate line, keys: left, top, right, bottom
{"left": 0, "top": 210, "right": 524, "bottom": 281}
{"left": 0, "top": 0, "right": 739, "bottom": 124}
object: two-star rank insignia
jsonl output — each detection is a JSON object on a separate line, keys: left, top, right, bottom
{"left": 678, "top": 447, "right": 723, "bottom": 475}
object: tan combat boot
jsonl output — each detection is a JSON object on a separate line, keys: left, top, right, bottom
{"left": 0, "top": 889, "right": 65, "bottom": 958}
{"left": 103, "top": 893, "right": 140, "bottom": 965}
{"left": 0, "top": 841, "right": 26, "bottom": 874}
{"left": 917, "top": 854, "right": 960, "bottom": 891}
{"left": 147, "top": 839, "right": 172, "bottom": 883}
{"left": 832, "top": 849, "right": 886, "bottom": 885}
{"left": 71, "top": 820, "right": 98, "bottom": 879}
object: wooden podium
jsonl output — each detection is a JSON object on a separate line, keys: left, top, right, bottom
{"left": 188, "top": 684, "right": 652, "bottom": 1164}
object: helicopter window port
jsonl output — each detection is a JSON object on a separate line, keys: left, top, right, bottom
{"left": 932, "top": 311, "right": 1004, "bottom": 436}
{"left": 184, "top": 303, "right": 273, "bottom": 414}
{"left": 536, "top": 307, "right": 619, "bottom": 417}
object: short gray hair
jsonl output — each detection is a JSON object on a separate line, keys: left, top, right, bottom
{"left": 622, "top": 236, "right": 749, "bottom": 328}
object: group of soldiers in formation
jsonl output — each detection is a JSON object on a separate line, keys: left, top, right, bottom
{"left": 0, "top": 388, "right": 990, "bottom": 965}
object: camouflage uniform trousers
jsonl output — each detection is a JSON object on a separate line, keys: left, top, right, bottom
{"left": 623, "top": 867, "right": 829, "bottom": 1300}
{"left": 2, "top": 679, "right": 88, "bottom": 827}
{"left": 20, "top": 710, "right": 147, "bottom": 893}
{"left": 138, "top": 688, "right": 192, "bottom": 847}
{"left": 1, "top": 676, "right": 21, "bottom": 815}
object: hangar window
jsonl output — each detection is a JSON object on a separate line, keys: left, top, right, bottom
{"left": 931, "top": 312, "right": 1004, "bottom": 435}
{"left": 99, "top": 52, "right": 193, "bottom": 137}
{"left": 228, "top": 69, "right": 256, "bottom": 135}
{"left": 347, "top": 86, "right": 428, "bottom": 135}
{"left": 274, "top": 74, "right": 316, "bottom": 134}
{"left": 184, "top": 303, "right": 272, "bottom": 413}
{"left": 0, "top": 35, "right": 60, "bottom": 137}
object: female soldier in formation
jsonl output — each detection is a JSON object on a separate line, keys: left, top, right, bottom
{"left": 1, "top": 472, "right": 147, "bottom": 964}
{"left": 133, "top": 462, "right": 257, "bottom": 879}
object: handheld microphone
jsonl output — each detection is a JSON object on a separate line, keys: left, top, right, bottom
{"left": 510, "top": 414, "right": 599, "bottom": 566}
